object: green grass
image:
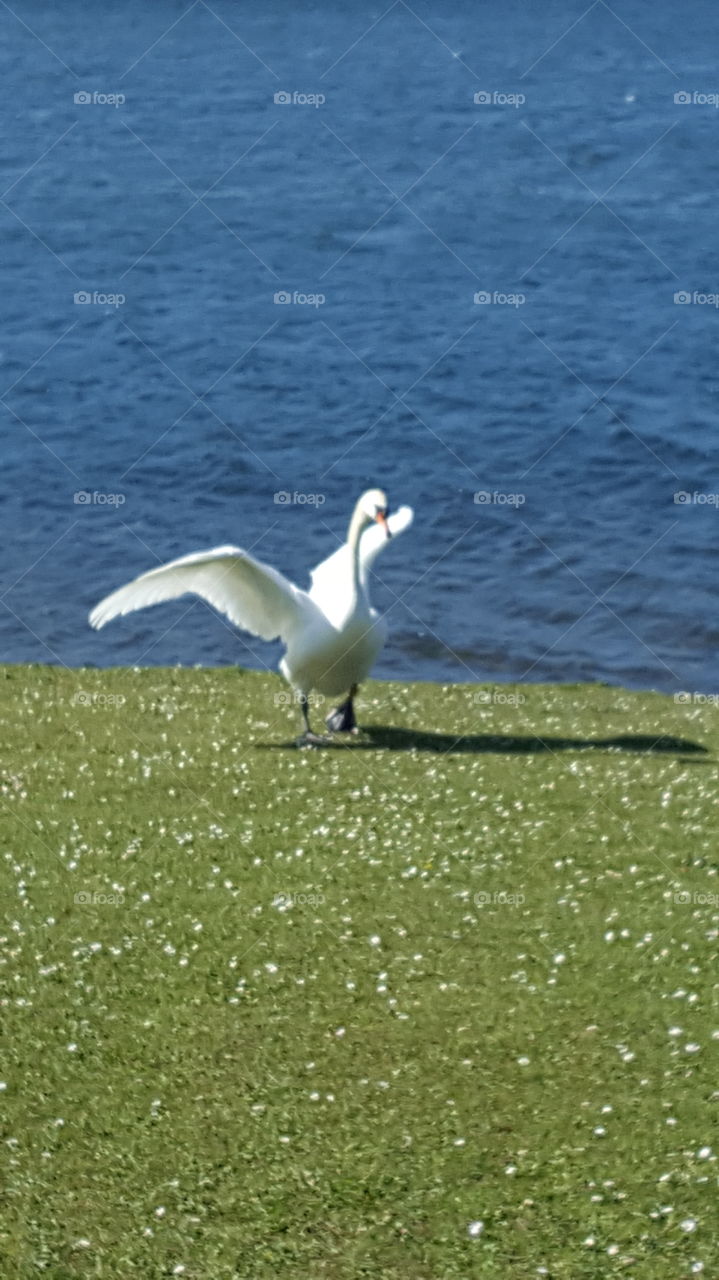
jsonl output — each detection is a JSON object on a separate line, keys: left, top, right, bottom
{"left": 1, "top": 664, "right": 717, "bottom": 1279}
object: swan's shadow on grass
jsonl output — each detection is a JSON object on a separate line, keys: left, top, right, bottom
{"left": 259, "top": 727, "right": 709, "bottom": 756}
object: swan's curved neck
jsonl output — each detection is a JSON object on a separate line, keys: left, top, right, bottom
{"left": 347, "top": 503, "right": 368, "bottom": 600}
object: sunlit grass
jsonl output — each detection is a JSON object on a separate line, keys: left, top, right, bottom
{"left": 1, "top": 664, "right": 717, "bottom": 1278}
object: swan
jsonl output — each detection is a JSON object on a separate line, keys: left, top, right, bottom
{"left": 89, "top": 489, "right": 414, "bottom": 744}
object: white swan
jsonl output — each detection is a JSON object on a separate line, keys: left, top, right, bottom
{"left": 89, "top": 489, "right": 413, "bottom": 743}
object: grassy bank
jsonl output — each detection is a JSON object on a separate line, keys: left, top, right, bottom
{"left": 1, "top": 664, "right": 717, "bottom": 1279}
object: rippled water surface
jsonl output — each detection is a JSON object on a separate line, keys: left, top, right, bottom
{"left": 2, "top": 1, "right": 717, "bottom": 692}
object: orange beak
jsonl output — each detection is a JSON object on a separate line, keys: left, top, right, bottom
{"left": 375, "top": 510, "right": 391, "bottom": 539}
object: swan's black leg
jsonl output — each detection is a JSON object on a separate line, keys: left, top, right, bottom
{"left": 326, "top": 684, "right": 359, "bottom": 733}
{"left": 296, "top": 693, "right": 327, "bottom": 747}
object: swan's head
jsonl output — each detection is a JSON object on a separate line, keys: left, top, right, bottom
{"left": 358, "top": 487, "right": 390, "bottom": 537}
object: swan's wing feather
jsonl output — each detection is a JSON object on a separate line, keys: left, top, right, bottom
{"left": 308, "top": 505, "right": 413, "bottom": 611}
{"left": 89, "top": 545, "right": 311, "bottom": 642}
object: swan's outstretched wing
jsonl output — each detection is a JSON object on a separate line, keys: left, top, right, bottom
{"left": 89, "top": 545, "right": 313, "bottom": 642}
{"left": 309, "top": 505, "right": 413, "bottom": 607}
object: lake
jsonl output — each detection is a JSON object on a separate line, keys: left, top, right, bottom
{"left": 2, "top": 0, "right": 717, "bottom": 694}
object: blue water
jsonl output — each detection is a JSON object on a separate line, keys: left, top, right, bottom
{"left": 2, "top": 1, "right": 718, "bottom": 692}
